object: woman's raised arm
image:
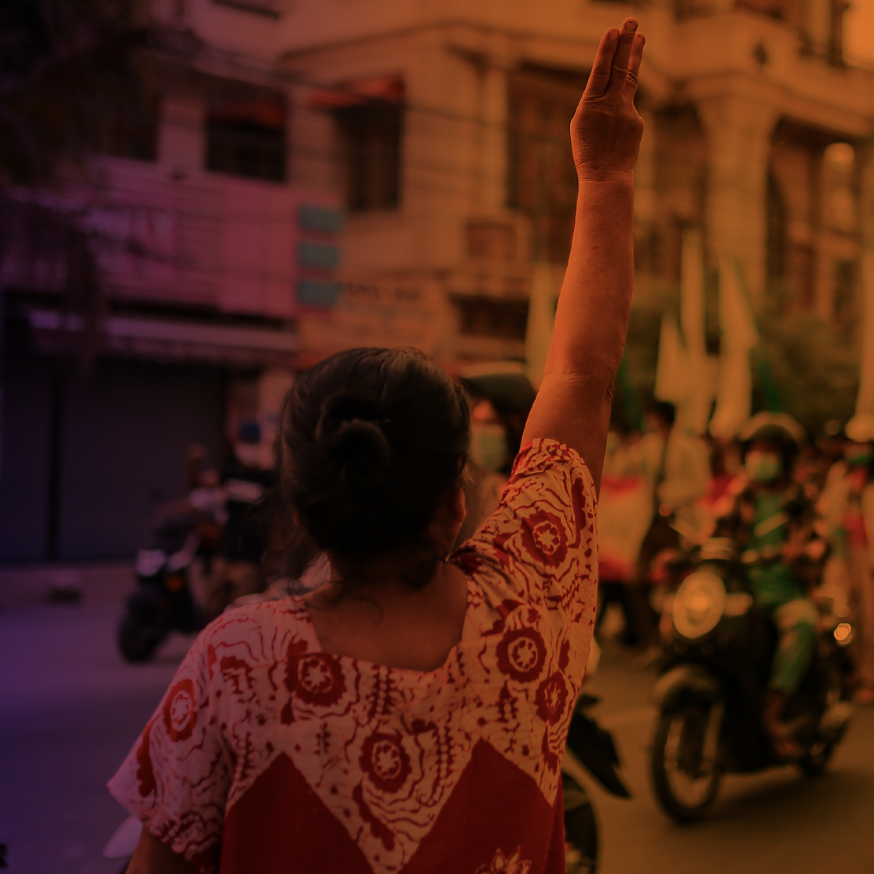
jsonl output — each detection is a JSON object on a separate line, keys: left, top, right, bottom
{"left": 521, "top": 19, "right": 645, "bottom": 493}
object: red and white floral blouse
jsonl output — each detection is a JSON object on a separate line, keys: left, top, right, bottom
{"left": 108, "top": 439, "right": 598, "bottom": 874}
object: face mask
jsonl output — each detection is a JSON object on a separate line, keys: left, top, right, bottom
{"left": 470, "top": 423, "right": 509, "bottom": 473}
{"left": 235, "top": 442, "right": 262, "bottom": 468}
{"left": 845, "top": 447, "right": 874, "bottom": 467}
{"left": 745, "top": 450, "right": 783, "bottom": 484}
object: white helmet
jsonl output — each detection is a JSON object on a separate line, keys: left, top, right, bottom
{"left": 845, "top": 413, "right": 874, "bottom": 444}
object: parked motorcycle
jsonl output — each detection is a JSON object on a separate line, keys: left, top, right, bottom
{"left": 117, "top": 492, "right": 220, "bottom": 663}
{"left": 648, "top": 537, "right": 854, "bottom": 822}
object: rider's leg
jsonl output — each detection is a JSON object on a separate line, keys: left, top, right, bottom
{"left": 764, "top": 598, "right": 818, "bottom": 756}
{"left": 848, "top": 545, "right": 874, "bottom": 701}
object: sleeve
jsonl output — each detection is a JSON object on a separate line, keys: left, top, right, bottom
{"left": 107, "top": 628, "right": 232, "bottom": 874}
{"left": 456, "top": 438, "right": 597, "bottom": 619}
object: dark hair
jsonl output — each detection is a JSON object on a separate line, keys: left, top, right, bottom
{"left": 278, "top": 348, "right": 470, "bottom": 586}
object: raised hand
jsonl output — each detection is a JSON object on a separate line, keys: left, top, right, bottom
{"left": 571, "top": 18, "right": 646, "bottom": 182}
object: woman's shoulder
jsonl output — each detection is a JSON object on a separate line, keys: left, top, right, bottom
{"left": 197, "top": 596, "right": 316, "bottom": 665}
{"left": 454, "top": 438, "right": 597, "bottom": 619}
{"left": 513, "top": 437, "right": 588, "bottom": 472}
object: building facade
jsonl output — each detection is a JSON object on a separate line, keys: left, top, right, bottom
{"left": 1, "top": 0, "right": 341, "bottom": 561}
{"left": 5, "top": 0, "right": 873, "bottom": 561}
{"left": 276, "top": 0, "right": 874, "bottom": 368}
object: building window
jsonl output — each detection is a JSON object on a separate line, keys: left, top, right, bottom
{"left": 454, "top": 296, "right": 529, "bottom": 340}
{"left": 823, "top": 141, "right": 856, "bottom": 233}
{"left": 507, "top": 66, "right": 583, "bottom": 264}
{"left": 89, "top": 95, "right": 159, "bottom": 162}
{"left": 205, "top": 90, "right": 286, "bottom": 182}
{"left": 335, "top": 101, "right": 403, "bottom": 212}
{"left": 833, "top": 258, "right": 857, "bottom": 329}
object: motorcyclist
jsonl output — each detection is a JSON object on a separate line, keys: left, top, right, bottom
{"left": 204, "top": 420, "right": 275, "bottom": 619}
{"left": 713, "top": 413, "right": 825, "bottom": 758}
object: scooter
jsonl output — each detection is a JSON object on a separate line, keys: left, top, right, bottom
{"left": 648, "top": 537, "right": 854, "bottom": 822}
{"left": 117, "top": 494, "right": 219, "bottom": 663}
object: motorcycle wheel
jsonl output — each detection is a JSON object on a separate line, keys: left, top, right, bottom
{"left": 117, "top": 590, "right": 169, "bottom": 663}
{"left": 797, "top": 661, "right": 845, "bottom": 777}
{"left": 564, "top": 800, "right": 598, "bottom": 874}
{"left": 650, "top": 703, "right": 722, "bottom": 822}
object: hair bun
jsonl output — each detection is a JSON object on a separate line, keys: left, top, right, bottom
{"left": 316, "top": 393, "right": 391, "bottom": 489}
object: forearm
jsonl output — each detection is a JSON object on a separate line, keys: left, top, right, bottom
{"left": 519, "top": 19, "right": 643, "bottom": 489}
{"left": 544, "top": 173, "right": 635, "bottom": 387}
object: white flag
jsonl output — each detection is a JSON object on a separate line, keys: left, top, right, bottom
{"left": 680, "top": 226, "right": 713, "bottom": 433}
{"left": 654, "top": 315, "right": 688, "bottom": 405}
{"left": 710, "top": 256, "right": 759, "bottom": 440}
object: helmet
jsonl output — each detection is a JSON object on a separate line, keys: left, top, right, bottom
{"left": 738, "top": 412, "right": 805, "bottom": 448}
{"left": 845, "top": 413, "right": 874, "bottom": 444}
{"left": 738, "top": 412, "right": 805, "bottom": 470}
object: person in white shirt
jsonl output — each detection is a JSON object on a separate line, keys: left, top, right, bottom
{"left": 625, "top": 401, "right": 710, "bottom": 654}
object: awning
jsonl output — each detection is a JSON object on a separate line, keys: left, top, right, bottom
{"left": 308, "top": 75, "right": 405, "bottom": 110}
{"left": 28, "top": 309, "right": 298, "bottom": 368}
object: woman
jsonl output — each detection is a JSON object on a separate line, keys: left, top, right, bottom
{"left": 820, "top": 413, "right": 874, "bottom": 705}
{"left": 110, "top": 19, "right": 645, "bottom": 873}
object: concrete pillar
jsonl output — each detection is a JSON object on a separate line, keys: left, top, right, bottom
{"left": 475, "top": 62, "right": 509, "bottom": 213}
{"left": 158, "top": 94, "right": 205, "bottom": 174}
{"left": 698, "top": 96, "right": 777, "bottom": 307}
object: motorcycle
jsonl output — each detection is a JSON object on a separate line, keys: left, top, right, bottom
{"left": 117, "top": 492, "right": 220, "bottom": 663}
{"left": 648, "top": 537, "right": 854, "bottom": 822}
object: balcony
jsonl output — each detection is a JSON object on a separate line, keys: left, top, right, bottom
{"left": 4, "top": 157, "right": 341, "bottom": 322}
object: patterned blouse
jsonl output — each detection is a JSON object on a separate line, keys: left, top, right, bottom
{"left": 108, "top": 439, "right": 598, "bottom": 874}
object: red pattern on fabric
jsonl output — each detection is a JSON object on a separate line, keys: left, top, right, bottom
{"left": 496, "top": 627, "right": 547, "bottom": 682}
{"left": 163, "top": 679, "right": 198, "bottom": 742}
{"left": 108, "top": 439, "right": 597, "bottom": 873}
{"left": 135, "top": 721, "right": 156, "bottom": 797}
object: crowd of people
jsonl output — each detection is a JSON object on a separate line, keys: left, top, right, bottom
{"left": 591, "top": 403, "right": 874, "bottom": 717}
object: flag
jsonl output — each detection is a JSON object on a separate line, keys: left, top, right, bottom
{"left": 710, "top": 255, "right": 759, "bottom": 439}
{"left": 654, "top": 314, "right": 688, "bottom": 405}
{"left": 680, "top": 226, "right": 713, "bottom": 433}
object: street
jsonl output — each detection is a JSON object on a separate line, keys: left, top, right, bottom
{"left": 1, "top": 583, "right": 873, "bottom": 874}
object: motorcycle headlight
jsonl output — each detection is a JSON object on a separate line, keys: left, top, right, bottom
{"left": 672, "top": 571, "right": 726, "bottom": 640}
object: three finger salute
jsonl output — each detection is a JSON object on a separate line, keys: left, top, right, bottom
{"left": 584, "top": 18, "right": 644, "bottom": 103}
{"left": 572, "top": 18, "right": 646, "bottom": 180}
